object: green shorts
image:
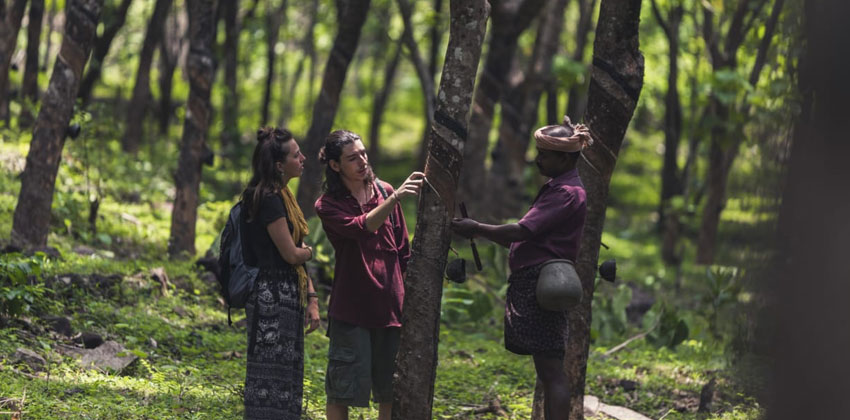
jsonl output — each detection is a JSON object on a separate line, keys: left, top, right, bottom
{"left": 325, "top": 318, "right": 400, "bottom": 407}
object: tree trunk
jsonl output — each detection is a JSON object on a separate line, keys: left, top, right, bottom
{"left": 220, "top": 0, "right": 238, "bottom": 151}
{"left": 489, "top": 0, "right": 570, "bottom": 223}
{"left": 261, "top": 0, "right": 286, "bottom": 126}
{"left": 391, "top": 1, "right": 489, "bottom": 418}
{"left": 11, "top": 0, "right": 104, "bottom": 249}
{"left": 414, "top": 0, "right": 444, "bottom": 170}
{"left": 428, "top": 0, "right": 443, "bottom": 80}
{"left": 651, "top": 0, "right": 684, "bottom": 265}
{"left": 283, "top": 0, "right": 318, "bottom": 124}
{"left": 695, "top": 112, "right": 735, "bottom": 264}
{"left": 564, "top": 1, "right": 644, "bottom": 419}
{"left": 157, "top": 6, "right": 184, "bottom": 134}
{"left": 695, "top": 0, "right": 784, "bottom": 264}
{"left": 295, "top": 0, "right": 371, "bottom": 216}
{"left": 305, "top": 0, "right": 318, "bottom": 113}
{"left": 458, "top": 0, "right": 545, "bottom": 218}
{"left": 769, "top": 2, "right": 850, "bottom": 418}
{"left": 367, "top": 37, "right": 402, "bottom": 170}
{"left": 20, "top": 0, "right": 45, "bottom": 127}
{"left": 397, "top": 0, "right": 435, "bottom": 171}
{"left": 42, "top": 0, "right": 55, "bottom": 71}
{"left": 78, "top": 0, "right": 133, "bottom": 105}
{"left": 0, "top": 0, "right": 28, "bottom": 123}
{"left": 123, "top": 0, "right": 173, "bottom": 153}
{"left": 564, "top": 0, "right": 597, "bottom": 120}
{"left": 167, "top": 0, "right": 215, "bottom": 259}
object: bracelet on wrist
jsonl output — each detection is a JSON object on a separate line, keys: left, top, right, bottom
{"left": 307, "top": 292, "right": 318, "bottom": 299}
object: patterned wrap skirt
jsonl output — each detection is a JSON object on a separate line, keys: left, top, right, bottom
{"left": 504, "top": 264, "right": 568, "bottom": 359}
{"left": 244, "top": 267, "right": 304, "bottom": 420}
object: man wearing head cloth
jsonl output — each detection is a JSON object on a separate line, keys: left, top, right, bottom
{"left": 452, "top": 116, "right": 591, "bottom": 420}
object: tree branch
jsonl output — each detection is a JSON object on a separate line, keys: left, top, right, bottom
{"left": 650, "top": 0, "right": 671, "bottom": 39}
{"left": 748, "top": 0, "right": 785, "bottom": 87}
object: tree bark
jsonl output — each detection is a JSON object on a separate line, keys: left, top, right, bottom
{"left": 77, "top": 0, "right": 134, "bottom": 105}
{"left": 0, "top": 0, "right": 28, "bottom": 123}
{"left": 167, "top": 0, "right": 215, "bottom": 258}
{"left": 489, "top": 0, "right": 570, "bottom": 223}
{"left": 123, "top": 0, "right": 173, "bottom": 153}
{"left": 695, "top": 0, "right": 784, "bottom": 264}
{"left": 391, "top": 1, "right": 489, "bottom": 418}
{"left": 19, "top": 0, "right": 45, "bottom": 127}
{"left": 296, "top": 0, "right": 371, "bottom": 216}
{"left": 564, "top": 0, "right": 597, "bottom": 121}
{"left": 458, "top": 0, "right": 545, "bottom": 218}
{"left": 367, "top": 37, "right": 403, "bottom": 169}
{"left": 219, "top": 0, "right": 238, "bottom": 151}
{"left": 11, "top": 0, "right": 104, "bottom": 249}
{"left": 564, "top": 1, "right": 644, "bottom": 419}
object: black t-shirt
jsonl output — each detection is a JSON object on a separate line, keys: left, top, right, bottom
{"left": 241, "top": 193, "right": 296, "bottom": 269}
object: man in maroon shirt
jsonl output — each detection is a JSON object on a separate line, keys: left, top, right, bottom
{"left": 314, "top": 130, "right": 423, "bottom": 420}
{"left": 452, "top": 117, "right": 593, "bottom": 420}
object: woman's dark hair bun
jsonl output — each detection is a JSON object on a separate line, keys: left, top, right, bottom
{"left": 257, "top": 126, "right": 273, "bottom": 142}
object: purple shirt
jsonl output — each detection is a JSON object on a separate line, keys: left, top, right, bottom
{"left": 509, "top": 169, "right": 587, "bottom": 272}
{"left": 314, "top": 181, "right": 411, "bottom": 328}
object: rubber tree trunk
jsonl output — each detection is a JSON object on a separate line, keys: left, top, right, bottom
{"left": 458, "top": 0, "right": 545, "bottom": 218}
{"left": 167, "top": 0, "right": 215, "bottom": 259}
{"left": 19, "top": 0, "right": 45, "bottom": 127}
{"left": 768, "top": 2, "right": 850, "bottom": 418}
{"left": 11, "top": 0, "right": 104, "bottom": 249}
{"left": 564, "top": 0, "right": 597, "bottom": 120}
{"left": 391, "top": 1, "right": 489, "bottom": 418}
{"left": 296, "top": 0, "right": 371, "bottom": 216}
{"left": 564, "top": 0, "right": 644, "bottom": 418}
{"left": 78, "top": 0, "right": 133, "bottom": 105}
{"left": 220, "top": 0, "right": 238, "bottom": 152}
{"left": 123, "top": 0, "right": 173, "bottom": 153}
{"left": 367, "top": 37, "right": 403, "bottom": 170}
{"left": 0, "top": 0, "right": 28, "bottom": 123}
{"left": 489, "top": 0, "right": 570, "bottom": 223}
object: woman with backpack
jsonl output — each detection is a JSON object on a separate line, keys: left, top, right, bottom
{"left": 240, "top": 127, "right": 321, "bottom": 419}
{"left": 314, "top": 130, "right": 423, "bottom": 420}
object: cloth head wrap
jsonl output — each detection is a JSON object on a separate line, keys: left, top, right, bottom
{"left": 533, "top": 116, "right": 594, "bottom": 153}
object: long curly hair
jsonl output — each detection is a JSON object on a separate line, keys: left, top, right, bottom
{"left": 318, "top": 130, "right": 374, "bottom": 198}
{"left": 241, "top": 127, "right": 294, "bottom": 221}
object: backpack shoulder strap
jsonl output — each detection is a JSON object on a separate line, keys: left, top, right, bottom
{"left": 374, "top": 179, "right": 396, "bottom": 227}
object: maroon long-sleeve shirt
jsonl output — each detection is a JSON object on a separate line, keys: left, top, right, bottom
{"left": 315, "top": 181, "right": 411, "bottom": 328}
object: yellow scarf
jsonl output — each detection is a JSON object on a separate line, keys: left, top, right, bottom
{"left": 280, "top": 186, "right": 310, "bottom": 304}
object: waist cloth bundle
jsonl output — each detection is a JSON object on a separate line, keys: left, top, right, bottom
{"left": 504, "top": 264, "right": 569, "bottom": 359}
